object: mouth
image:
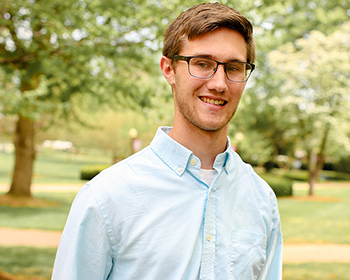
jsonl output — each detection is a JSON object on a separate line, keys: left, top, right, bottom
{"left": 200, "top": 97, "right": 227, "bottom": 106}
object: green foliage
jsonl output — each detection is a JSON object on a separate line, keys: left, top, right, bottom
{"left": 320, "top": 170, "right": 350, "bottom": 181}
{"left": 229, "top": 128, "right": 273, "bottom": 166}
{"left": 259, "top": 173, "right": 293, "bottom": 197}
{"left": 0, "top": 246, "right": 56, "bottom": 279}
{"left": 279, "top": 169, "right": 309, "bottom": 182}
{"left": 2, "top": 0, "right": 350, "bottom": 196}
{"left": 335, "top": 156, "right": 350, "bottom": 174}
{"left": 0, "top": 0, "right": 174, "bottom": 122}
{"left": 264, "top": 168, "right": 350, "bottom": 183}
{"left": 266, "top": 21, "right": 350, "bottom": 190}
{"left": 40, "top": 109, "right": 160, "bottom": 162}
{"left": 232, "top": 0, "right": 350, "bottom": 169}
{"left": 80, "top": 164, "right": 110, "bottom": 180}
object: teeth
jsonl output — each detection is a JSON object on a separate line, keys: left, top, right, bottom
{"left": 201, "top": 97, "right": 225, "bottom": 106}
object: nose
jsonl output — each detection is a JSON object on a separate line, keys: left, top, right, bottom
{"left": 207, "top": 64, "right": 228, "bottom": 92}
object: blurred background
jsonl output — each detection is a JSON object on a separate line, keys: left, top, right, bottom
{"left": 0, "top": 0, "right": 349, "bottom": 279}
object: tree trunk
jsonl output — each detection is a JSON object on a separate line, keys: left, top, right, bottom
{"left": 307, "top": 124, "right": 330, "bottom": 196}
{"left": 308, "top": 149, "right": 325, "bottom": 196}
{"left": 308, "top": 169, "right": 318, "bottom": 196}
{"left": 308, "top": 149, "right": 317, "bottom": 196}
{"left": 7, "top": 115, "right": 36, "bottom": 197}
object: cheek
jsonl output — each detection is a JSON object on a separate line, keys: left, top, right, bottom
{"left": 229, "top": 84, "right": 246, "bottom": 98}
{"left": 175, "top": 74, "right": 206, "bottom": 94}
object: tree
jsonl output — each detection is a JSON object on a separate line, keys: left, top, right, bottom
{"left": 268, "top": 22, "right": 350, "bottom": 195}
{"left": 45, "top": 109, "right": 160, "bottom": 163}
{"left": 232, "top": 0, "right": 350, "bottom": 167}
{"left": 0, "top": 0, "right": 181, "bottom": 198}
{"left": 3, "top": 0, "right": 349, "bottom": 200}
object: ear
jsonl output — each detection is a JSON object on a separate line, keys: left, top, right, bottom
{"left": 160, "top": 56, "right": 175, "bottom": 86}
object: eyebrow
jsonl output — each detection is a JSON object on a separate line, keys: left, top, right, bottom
{"left": 190, "top": 53, "right": 247, "bottom": 63}
{"left": 191, "top": 53, "right": 214, "bottom": 59}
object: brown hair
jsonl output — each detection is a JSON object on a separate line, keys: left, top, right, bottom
{"left": 163, "top": 3, "right": 256, "bottom": 64}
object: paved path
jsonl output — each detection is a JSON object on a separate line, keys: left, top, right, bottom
{"left": 1, "top": 228, "right": 350, "bottom": 263}
{"left": 0, "top": 228, "right": 61, "bottom": 248}
{"left": 0, "top": 184, "right": 82, "bottom": 193}
{"left": 283, "top": 243, "right": 350, "bottom": 263}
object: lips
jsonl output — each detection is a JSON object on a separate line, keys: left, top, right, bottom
{"left": 200, "top": 96, "right": 226, "bottom": 106}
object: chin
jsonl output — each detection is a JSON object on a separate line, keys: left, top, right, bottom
{"left": 196, "top": 115, "right": 234, "bottom": 132}
{"left": 195, "top": 121, "right": 229, "bottom": 133}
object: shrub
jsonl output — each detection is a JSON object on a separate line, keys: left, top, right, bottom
{"left": 335, "top": 156, "right": 350, "bottom": 174}
{"left": 259, "top": 174, "right": 293, "bottom": 197}
{"left": 323, "top": 162, "right": 336, "bottom": 171}
{"left": 282, "top": 170, "right": 308, "bottom": 182}
{"left": 263, "top": 161, "right": 279, "bottom": 172}
{"left": 320, "top": 170, "right": 350, "bottom": 181}
{"left": 80, "top": 164, "right": 110, "bottom": 180}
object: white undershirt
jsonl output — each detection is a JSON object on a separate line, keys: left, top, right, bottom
{"left": 199, "top": 169, "right": 217, "bottom": 186}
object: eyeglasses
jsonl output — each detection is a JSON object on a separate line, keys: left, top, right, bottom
{"left": 173, "top": 55, "right": 255, "bottom": 82}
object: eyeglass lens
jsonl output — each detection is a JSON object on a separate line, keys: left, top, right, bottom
{"left": 189, "top": 57, "right": 252, "bottom": 82}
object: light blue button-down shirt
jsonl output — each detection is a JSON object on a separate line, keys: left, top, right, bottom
{"left": 52, "top": 126, "right": 283, "bottom": 280}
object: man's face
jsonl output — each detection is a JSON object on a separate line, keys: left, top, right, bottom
{"left": 162, "top": 28, "right": 248, "bottom": 133}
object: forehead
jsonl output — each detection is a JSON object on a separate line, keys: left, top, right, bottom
{"left": 181, "top": 28, "right": 247, "bottom": 62}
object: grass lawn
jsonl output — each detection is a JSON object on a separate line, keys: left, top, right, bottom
{"left": 1, "top": 187, "right": 350, "bottom": 279}
{"left": 1, "top": 186, "right": 349, "bottom": 244}
{"left": 283, "top": 263, "right": 350, "bottom": 279}
{"left": 0, "top": 150, "right": 350, "bottom": 279}
{"left": 278, "top": 186, "right": 350, "bottom": 244}
{"left": 0, "top": 149, "right": 112, "bottom": 185}
{"left": 1, "top": 246, "right": 350, "bottom": 280}
{"left": 0, "top": 246, "right": 56, "bottom": 279}
{"left": 0, "top": 191, "right": 76, "bottom": 231}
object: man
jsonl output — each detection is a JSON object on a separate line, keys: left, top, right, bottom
{"left": 52, "top": 3, "right": 283, "bottom": 279}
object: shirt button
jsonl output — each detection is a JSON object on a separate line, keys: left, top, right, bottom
{"left": 206, "top": 234, "right": 212, "bottom": 241}
{"left": 190, "top": 159, "right": 197, "bottom": 165}
{"left": 177, "top": 167, "right": 182, "bottom": 173}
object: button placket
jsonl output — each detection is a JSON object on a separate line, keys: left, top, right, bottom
{"left": 199, "top": 186, "right": 217, "bottom": 279}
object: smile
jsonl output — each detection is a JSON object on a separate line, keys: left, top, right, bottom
{"left": 200, "top": 97, "right": 226, "bottom": 106}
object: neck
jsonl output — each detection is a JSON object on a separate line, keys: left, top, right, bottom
{"left": 168, "top": 122, "right": 228, "bottom": 169}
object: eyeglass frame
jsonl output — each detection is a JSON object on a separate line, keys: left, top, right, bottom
{"left": 172, "top": 55, "right": 255, "bottom": 83}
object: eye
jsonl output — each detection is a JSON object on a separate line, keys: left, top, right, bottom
{"left": 192, "top": 58, "right": 215, "bottom": 70}
{"left": 226, "top": 62, "right": 244, "bottom": 73}
{"left": 197, "top": 61, "right": 210, "bottom": 68}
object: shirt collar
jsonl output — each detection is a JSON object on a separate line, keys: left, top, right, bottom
{"left": 150, "top": 127, "right": 233, "bottom": 176}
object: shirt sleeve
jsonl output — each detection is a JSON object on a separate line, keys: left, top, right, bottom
{"left": 259, "top": 193, "right": 283, "bottom": 280}
{"left": 52, "top": 185, "right": 114, "bottom": 280}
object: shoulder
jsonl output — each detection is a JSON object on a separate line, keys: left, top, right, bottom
{"left": 90, "top": 146, "right": 151, "bottom": 186}
{"left": 79, "top": 146, "right": 162, "bottom": 214}
{"left": 229, "top": 149, "right": 278, "bottom": 206}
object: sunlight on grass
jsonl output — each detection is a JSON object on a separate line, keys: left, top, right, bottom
{"left": 0, "top": 150, "right": 349, "bottom": 280}
{"left": 283, "top": 263, "right": 350, "bottom": 280}
{"left": 0, "top": 192, "right": 76, "bottom": 231}
{"left": 1, "top": 247, "right": 350, "bottom": 280}
{"left": 278, "top": 187, "right": 350, "bottom": 244}
{"left": 0, "top": 149, "right": 112, "bottom": 185}
{"left": 0, "top": 246, "right": 56, "bottom": 279}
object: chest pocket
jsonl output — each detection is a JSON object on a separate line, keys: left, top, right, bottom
{"left": 230, "top": 229, "right": 267, "bottom": 280}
